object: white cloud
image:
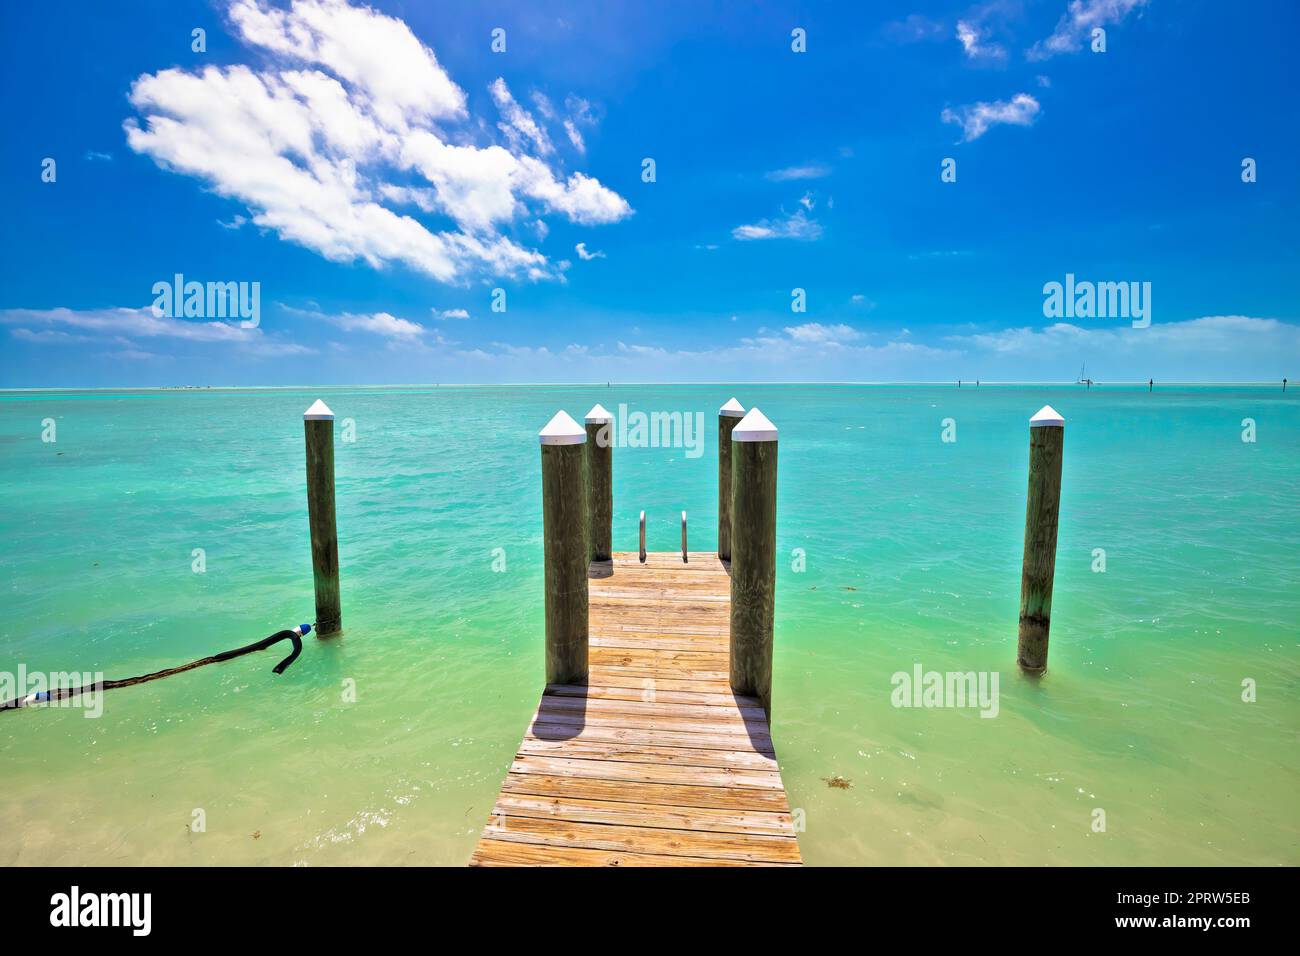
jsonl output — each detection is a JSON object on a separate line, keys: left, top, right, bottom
{"left": 0, "top": 306, "right": 311, "bottom": 357}
{"left": 575, "top": 242, "right": 605, "bottom": 261}
{"left": 444, "top": 315, "right": 1297, "bottom": 383}
{"left": 956, "top": 20, "right": 1006, "bottom": 60}
{"left": 1028, "top": 0, "right": 1148, "bottom": 60}
{"left": 124, "top": 0, "right": 630, "bottom": 286}
{"left": 951, "top": 315, "right": 1299, "bottom": 356}
{"left": 432, "top": 307, "right": 470, "bottom": 320}
{"left": 489, "top": 77, "right": 553, "bottom": 156}
{"left": 765, "top": 164, "right": 831, "bottom": 182}
{"left": 732, "top": 208, "right": 822, "bottom": 242}
{"left": 783, "top": 323, "right": 863, "bottom": 345}
{"left": 228, "top": 0, "right": 465, "bottom": 126}
{"left": 941, "top": 93, "right": 1040, "bottom": 142}
{"left": 563, "top": 119, "right": 585, "bottom": 153}
{"left": 323, "top": 310, "right": 427, "bottom": 339}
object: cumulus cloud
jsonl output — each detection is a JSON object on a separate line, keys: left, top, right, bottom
{"left": 123, "top": 0, "right": 630, "bottom": 286}
{"left": 1028, "top": 0, "right": 1148, "bottom": 60}
{"left": 575, "top": 242, "right": 605, "bottom": 261}
{"left": 941, "top": 93, "right": 1040, "bottom": 141}
{"left": 322, "top": 310, "right": 427, "bottom": 339}
{"left": 432, "top": 307, "right": 470, "bottom": 320}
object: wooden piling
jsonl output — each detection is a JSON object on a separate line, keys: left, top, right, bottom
{"left": 729, "top": 408, "right": 778, "bottom": 719}
{"left": 718, "top": 397, "right": 745, "bottom": 561}
{"left": 540, "top": 411, "right": 589, "bottom": 685}
{"left": 1017, "top": 405, "right": 1065, "bottom": 673}
{"left": 585, "top": 404, "right": 613, "bottom": 562}
{"left": 303, "top": 399, "right": 341, "bottom": 637}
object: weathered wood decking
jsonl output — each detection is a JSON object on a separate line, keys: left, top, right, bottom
{"left": 470, "top": 551, "right": 801, "bottom": 866}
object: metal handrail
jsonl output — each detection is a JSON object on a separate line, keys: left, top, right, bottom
{"left": 639, "top": 510, "right": 646, "bottom": 563}
{"left": 681, "top": 511, "right": 688, "bottom": 562}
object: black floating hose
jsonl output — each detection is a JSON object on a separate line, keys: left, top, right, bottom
{"left": 1, "top": 624, "right": 311, "bottom": 713}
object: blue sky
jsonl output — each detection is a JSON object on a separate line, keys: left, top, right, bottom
{"left": 1, "top": 0, "right": 1296, "bottom": 386}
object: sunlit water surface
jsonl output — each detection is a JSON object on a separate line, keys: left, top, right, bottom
{"left": 1, "top": 384, "right": 1296, "bottom": 865}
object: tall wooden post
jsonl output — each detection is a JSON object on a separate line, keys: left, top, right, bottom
{"left": 718, "top": 397, "right": 745, "bottom": 561}
{"left": 304, "top": 399, "right": 341, "bottom": 637}
{"left": 1017, "top": 405, "right": 1065, "bottom": 673}
{"left": 585, "top": 404, "right": 613, "bottom": 563}
{"left": 540, "top": 411, "right": 589, "bottom": 684}
{"left": 729, "top": 408, "right": 778, "bottom": 718}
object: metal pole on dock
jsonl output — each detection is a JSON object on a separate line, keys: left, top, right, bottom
{"left": 1017, "top": 405, "right": 1065, "bottom": 673}
{"left": 718, "top": 397, "right": 745, "bottom": 561}
{"left": 585, "top": 404, "right": 613, "bottom": 563}
{"left": 729, "top": 408, "right": 778, "bottom": 718}
{"left": 540, "top": 411, "right": 589, "bottom": 684}
{"left": 303, "top": 399, "right": 342, "bottom": 637}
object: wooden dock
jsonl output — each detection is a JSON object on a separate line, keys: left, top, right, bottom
{"left": 470, "top": 551, "right": 802, "bottom": 866}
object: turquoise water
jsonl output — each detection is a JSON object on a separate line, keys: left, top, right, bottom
{"left": 1, "top": 384, "right": 1297, "bottom": 865}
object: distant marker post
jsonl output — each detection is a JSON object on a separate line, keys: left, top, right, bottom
{"left": 585, "top": 404, "right": 613, "bottom": 563}
{"left": 540, "top": 411, "right": 589, "bottom": 684}
{"left": 729, "top": 407, "right": 778, "bottom": 718}
{"left": 717, "top": 397, "right": 745, "bottom": 561}
{"left": 1017, "top": 405, "right": 1065, "bottom": 673}
{"left": 304, "top": 399, "right": 342, "bottom": 637}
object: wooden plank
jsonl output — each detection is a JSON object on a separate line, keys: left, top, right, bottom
{"left": 493, "top": 793, "right": 795, "bottom": 836}
{"left": 522, "top": 721, "right": 777, "bottom": 755}
{"left": 481, "top": 815, "right": 801, "bottom": 864}
{"left": 499, "top": 772, "right": 790, "bottom": 813}
{"left": 537, "top": 691, "right": 767, "bottom": 722}
{"left": 470, "top": 839, "right": 793, "bottom": 867}
{"left": 547, "top": 682, "right": 763, "bottom": 708}
{"left": 508, "top": 754, "right": 784, "bottom": 790}
{"left": 517, "top": 736, "right": 778, "bottom": 770}
{"left": 588, "top": 665, "right": 732, "bottom": 684}
{"left": 529, "top": 708, "right": 774, "bottom": 738}
{"left": 471, "top": 552, "right": 801, "bottom": 866}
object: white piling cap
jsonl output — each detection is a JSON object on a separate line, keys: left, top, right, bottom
{"left": 585, "top": 403, "right": 613, "bottom": 424}
{"left": 304, "top": 399, "right": 334, "bottom": 420}
{"left": 719, "top": 397, "right": 746, "bottom": 418}
{"left": 732, "top": 407, "right": 777, "bottom": 442}
{"left": 1030, "top": 405, "right": 1065, "bottom": 427}
{"left": 539, "top": 410, "right": 587, "bottom": 445}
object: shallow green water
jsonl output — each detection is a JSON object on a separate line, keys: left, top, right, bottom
{"left": 1, "top": 384, "right": 1296, "bottom": 865}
